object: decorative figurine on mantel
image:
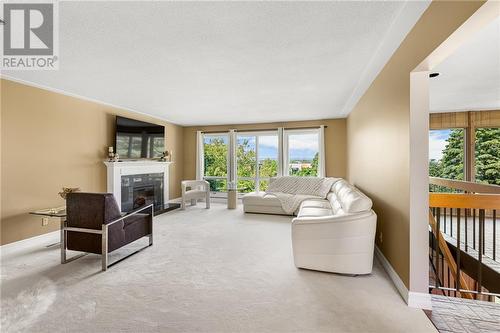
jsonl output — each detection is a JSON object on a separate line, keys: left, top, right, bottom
{"left": 160, "top": 150, "right": 172, "bottom": 162}
{"left": 108, "top": 146, "right": 119, "bottom": 162}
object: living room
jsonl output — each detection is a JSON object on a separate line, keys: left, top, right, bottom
{"left": 1, "top": 1, "right": 499, "bottom": 332}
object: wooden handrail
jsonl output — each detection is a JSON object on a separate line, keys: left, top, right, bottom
{"left": 429, "top": 211, "right": 473, "bottom": 299}
{"left": 429, "top": 193, "right": 500, "bottom": 210}
{"left": 429, "top": 177, "right": 500, "bottom": 194}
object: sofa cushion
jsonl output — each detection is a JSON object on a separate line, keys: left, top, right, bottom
{"left": 326, "top": 192, "right": 344, "bottom": 215}
{"left": 297, "top": 207, "right": 333, "bottom": 218}
{"left": 332, "top": 180, "right": 372, "bottom": 213}
{"left": 242, "top": 192, "right": 282, "bottom": 207}
{"left": 300, "top": 199, "right": 331, "bottom": 210}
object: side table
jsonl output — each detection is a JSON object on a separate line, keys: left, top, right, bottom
{"left": 29, "top": 207, "right": 87, "bottom": 264}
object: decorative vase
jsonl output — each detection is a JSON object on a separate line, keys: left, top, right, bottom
{"left": 58, "top": 187, "right": 80, "bottom": 200}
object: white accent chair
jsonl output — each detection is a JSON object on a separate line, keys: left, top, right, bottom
{"left": 181, "top": 180, "right": 211, "bottom": 210}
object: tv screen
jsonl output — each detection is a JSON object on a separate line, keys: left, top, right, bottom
{"left": 115, "top": 116, "right": 165, "bottom": 159}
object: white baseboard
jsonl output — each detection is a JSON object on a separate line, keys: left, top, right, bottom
{"left": 374, "top": 246, "right": 432, "bottom": 310}
{"left": 407, "top": 291, "right": 432, "bottom": 310}
{"left": 0, "top": 230, "right": 60, "bottom": 255}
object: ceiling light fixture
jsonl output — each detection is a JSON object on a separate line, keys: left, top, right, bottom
{"left": 429, "top": 72, "right": 440, "bottom": 78}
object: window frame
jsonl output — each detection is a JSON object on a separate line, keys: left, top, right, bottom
{"left": 202, "top": 132, "right": 229, "bottom": 198}
{"left": 236, "top": 130, "right": 278, "bottom": 194}
{"left": 284, "top": 128, "right": 321, "bottom": 177}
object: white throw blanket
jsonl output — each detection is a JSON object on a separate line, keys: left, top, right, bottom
{"left": 266, "top": 177, "right": 337, "bottom": 214}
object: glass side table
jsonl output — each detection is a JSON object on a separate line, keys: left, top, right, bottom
{"left": 30, "top": 207, "right": 87, "bottom": 264}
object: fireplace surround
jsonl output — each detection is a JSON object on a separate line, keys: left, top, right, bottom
{"left": 104, "top": 161, "right": 172, "bottom": 213}
{"left": 121, "top": 173, "right": 164, "bottom": 212}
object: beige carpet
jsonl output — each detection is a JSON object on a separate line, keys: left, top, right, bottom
{"left": 1, "top": 203, "right": 436, "bottom": 332}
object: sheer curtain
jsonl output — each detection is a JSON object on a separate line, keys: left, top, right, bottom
{"left": 278, "top": 127, "right": 285, "bottom": 177}
{"left": 195, "top": 131, "right": 204, "bottom": 180}
{"left": 319, "top": 125, "right": 326, "bottom": 177}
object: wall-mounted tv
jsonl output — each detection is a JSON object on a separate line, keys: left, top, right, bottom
{"left": 115, "top": 116, "right": 165, "bottom": 159}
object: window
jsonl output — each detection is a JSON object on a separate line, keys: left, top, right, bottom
{"left": 428, "top": 129, "right": 465, "bottom": 192}
{"left": 236, "top": 132, "right": 278, "bottom": 193}
{"left": 475, "top": 127, "right": 500, "bottom": 185}
{"left": 198, "top": 127, "right": 324, "bottom": 197}
{"left": 285, "top": 130, "right": 320, "bottom": 176}
{"left": 203, "top": 133, "right": 228, "bottom": 194}
{"left": 258, "top": 134, "right": 278, "bottom": 191}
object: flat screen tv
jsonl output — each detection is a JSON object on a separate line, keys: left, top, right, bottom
{"left": 115, "top": 116, "right": 165, "bottom": 160}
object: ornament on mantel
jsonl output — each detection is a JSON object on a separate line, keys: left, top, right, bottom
{"left": 160, "top": 150, "right": 172, "bottom": 162}
{"left": 107, "top": 146, "right": 119, "bottom": 162}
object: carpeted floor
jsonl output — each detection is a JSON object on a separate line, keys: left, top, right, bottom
{"left": 1, "top": 203, "right": 436, "bottom": 332}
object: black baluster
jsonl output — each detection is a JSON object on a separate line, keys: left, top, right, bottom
{"left": 478, "top": 209, "right": 484, "bottom": 297}
{"left": 473, "top": 209, "right": 476, "bottom": 250}
{"left": 450, "top": 207, "right": 453, "bottom": 238}
{"left": 493, "top": 210, "right": 496, "bottom": 261}
{"left": 444, "top": 208, "right": 447, "bottom": 234}
{"left": 436, "top": 208, "right": 441, "bottom": 288}
{"left": 456, "top": 208, "right": 461, "bottom": 294}
{"left": 483, "top": 210, "right": 486, "bottom": 255}
{"left": 465, "top": 211, "right": 468, "bottom": 252}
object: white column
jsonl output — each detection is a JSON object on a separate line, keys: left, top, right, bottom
{"left": 409, "top": 71, "right": 431, "bottom": 309}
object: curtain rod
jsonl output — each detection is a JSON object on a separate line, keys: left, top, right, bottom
{"left": 200, "top": 125, "right": 327, "bottom": 134}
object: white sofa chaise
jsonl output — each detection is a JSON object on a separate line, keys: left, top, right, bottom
{"left": 242, "top": 178, "right": 377, "bottom": 275}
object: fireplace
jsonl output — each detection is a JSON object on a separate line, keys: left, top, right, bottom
{"left": 121, "top": 173, "right": 164, "bottom": 213}
{"left": 104, "top": 160, "right": 179, "bottom": 214}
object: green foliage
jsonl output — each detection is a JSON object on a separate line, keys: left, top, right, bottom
{"left": 475, "top": 128, "right": 500, "bottom": 185}
{"left": 204, "top": 138, "right": 227, "bottom": 177}
{"left": 429, "top": 159, "right": 443, "bottom": 177}
{"left": 290, "top": 153, "right": 318, "bottom": 176}
{"left": 260, "top": 159, "right": 278, "bottom": 178}
{"left": 440, "top": 129, "right": 465, "bottom": 181}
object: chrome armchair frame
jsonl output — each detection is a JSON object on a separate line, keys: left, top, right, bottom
{"left": 61, "top": 204, "right": 154, "bottom": 271}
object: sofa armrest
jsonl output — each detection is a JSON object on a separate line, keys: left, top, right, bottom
{"left": 292, "top": 210, "right": 376, "bottom": 225}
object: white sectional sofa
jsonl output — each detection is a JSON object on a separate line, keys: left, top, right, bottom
{"left": 242, "top": 178, "right": 377, "bottom": 275}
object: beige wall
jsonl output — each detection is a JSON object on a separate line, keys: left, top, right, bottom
{"left": 0, "top": 79, "right": 184, "bottom": 245}
{"left": 346, "top": 1, "right": 485, "bottom": 288}
{"left": 183, "top": 119, "right": 347, "bottom": 180}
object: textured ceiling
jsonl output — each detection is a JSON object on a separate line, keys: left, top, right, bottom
{"left": 430, "top": 16, "right": 500, "bottom": 113}
{"left": 2, "top": 1, "right": 430, "bottom": 125}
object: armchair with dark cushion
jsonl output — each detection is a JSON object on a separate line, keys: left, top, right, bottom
{"left": 65, "top": 192, "right": 153, "bottom": 271}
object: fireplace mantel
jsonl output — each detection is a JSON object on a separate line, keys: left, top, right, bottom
{"left": 104, "top": 160, "right": 172, "bottom": 212}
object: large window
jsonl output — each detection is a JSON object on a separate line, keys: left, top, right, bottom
{"left": 286, "top": 130, "right": 320, "bottom": 176}
{"left": 203, "top": 134, "right": 228, "bottom": 194}
{"left": 237, "top": 132, "right": 278, "bottom": 193}
{"left": 199, "top": 127, "right": 324, "bottom": 196}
